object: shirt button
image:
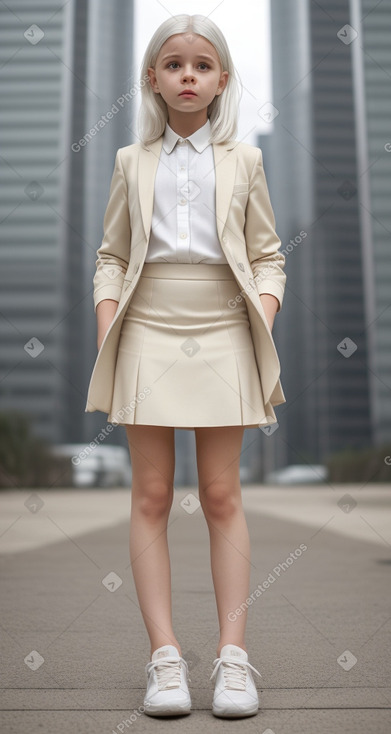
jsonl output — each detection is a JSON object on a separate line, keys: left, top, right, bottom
{"left": 180, "top": 166, "right": 186, "bottom": 171}
{"left": 179, "top": 198, "right": 187, "bottom": 205}
{"left": 179, "top": 232, "right": 187, "bottom": 239}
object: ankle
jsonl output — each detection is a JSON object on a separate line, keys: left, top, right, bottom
{"left": 150, "top": 643, "right": 182, "bottom": 658}
{"left": 217, "top": 643, "right": 247, "bottom": 657}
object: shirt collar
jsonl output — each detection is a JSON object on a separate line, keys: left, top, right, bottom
{"left": 162, "top": 118, "right": 212, "bottom": 154}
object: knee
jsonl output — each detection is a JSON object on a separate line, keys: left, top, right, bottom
{"left": 200, "top": 481, "right": 241, "bottom": 522}
{"left": 133, "top": 479, "right": 173, "bottom": 520}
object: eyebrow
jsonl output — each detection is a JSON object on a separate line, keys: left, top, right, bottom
{"left": 160, "top": 53, "right": 216, "bottom": 62}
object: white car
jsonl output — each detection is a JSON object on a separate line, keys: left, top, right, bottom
{"left": 264, "top": 464, "right": 328, "bottom": 485}
{"left": 51, "top": 444, "right": 132, "bottom": 488}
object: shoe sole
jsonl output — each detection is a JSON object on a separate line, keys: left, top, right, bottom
{"left": 212, "top": 704, "right": 259, "bottom": 718}
{"left": 144, "top": 704, "right": 191, "bottom": 716}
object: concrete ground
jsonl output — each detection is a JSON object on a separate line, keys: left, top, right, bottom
{"left": 0, "top": 484, "right": 390, "bottom": 733}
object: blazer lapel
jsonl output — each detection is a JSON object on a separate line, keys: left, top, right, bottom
{"left": 211, "top": 141, "right": 237, "bottom": 243}
{"left": 138, "top": 137, "right": 162, "bottom": 243}
{"left": 137, "top": 135, "right": 237, "bottom": 248}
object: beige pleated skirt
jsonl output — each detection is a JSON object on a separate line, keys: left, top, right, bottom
{"left": 107, "top": 262, "right": 267, "bottom": 430}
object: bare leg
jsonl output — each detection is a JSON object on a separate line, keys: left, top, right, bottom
{"left": 195, "top": 426, "right": 250, "bottom": 658}
{"left": 125, "top": 424, "right": 182, "bottom": 658}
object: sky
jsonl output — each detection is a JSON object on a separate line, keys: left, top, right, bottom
{"left": 133, "top": 0, "right": 272, "bottom": 145}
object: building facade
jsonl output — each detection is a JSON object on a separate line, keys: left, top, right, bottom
{"left": 266, "top": 0, "right": 390, "bottom": 465}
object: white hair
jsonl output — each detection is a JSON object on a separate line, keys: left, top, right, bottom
{"left": 136, "top": 14, "right": 242, "bottom": 147}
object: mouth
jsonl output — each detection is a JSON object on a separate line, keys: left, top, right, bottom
{"left": 179, "top": 91, "right": 197, "bottom": 97}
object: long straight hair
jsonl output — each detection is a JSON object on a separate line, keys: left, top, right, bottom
{"left": 137, "top": 14, "right": 242, "bottom": 148}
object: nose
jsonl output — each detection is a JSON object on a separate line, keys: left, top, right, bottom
{"left": 181, "top": 65, "right": 195, "bottom": 83}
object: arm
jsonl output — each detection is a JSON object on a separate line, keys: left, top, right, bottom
{"left": 96, "top": 299, "right": 119, "bottom": 351}
{"left": 93, "top": 148, "right": 132, "bottom": 313}
{"left": 260, "top": 293, "right": 279, "bottom": 332}
{"left": 244, "top": 148, "right": 286, "bottom": 314}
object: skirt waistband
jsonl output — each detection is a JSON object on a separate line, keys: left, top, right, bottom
{"left": 140, "top": 262, "right": 234, "bottom": 280}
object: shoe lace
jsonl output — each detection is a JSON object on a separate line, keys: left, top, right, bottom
{"left": 146, "top": 655, "right": 191, "bottom": 691}
{"left": 209, "top": 656, "right": 262, "bottom": 691}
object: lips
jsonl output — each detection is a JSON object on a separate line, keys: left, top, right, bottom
{"left": 179, "top": 90, "right": 197, "bottom": 96}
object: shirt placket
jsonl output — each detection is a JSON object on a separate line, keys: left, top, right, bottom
{"left": 176, "top": 138, "right": 190, "bottom": 261}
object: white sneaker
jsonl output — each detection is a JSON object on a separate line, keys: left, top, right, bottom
{"left": 210, "top": 643, "right": 262, "bottom": 717}
{"left": 143, "top": 644, "right": 192, "bottom": 716}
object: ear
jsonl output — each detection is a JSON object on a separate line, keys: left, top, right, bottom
{"left": 147, "top": 67, "right": 159, "bottom": 93}
{"left": 216, "top": 70, "right": 229, "bottom": 96}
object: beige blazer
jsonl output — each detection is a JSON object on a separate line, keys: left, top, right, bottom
{"left": 85, "top": 136, "right": 287, "bottom": 423}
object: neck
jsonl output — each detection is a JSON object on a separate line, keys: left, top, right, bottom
{"left": 166, "top": 109, "right": 208, "bottom": 138}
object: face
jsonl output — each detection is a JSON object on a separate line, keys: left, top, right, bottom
{"left": 147, "top": 33, "right": 228, "bottom": 120}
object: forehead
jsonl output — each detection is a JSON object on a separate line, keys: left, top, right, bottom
{"left": 157, "top": 33, "right": 219, "bottom": 61}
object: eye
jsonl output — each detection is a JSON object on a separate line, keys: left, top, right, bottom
{"left": 166, "top": 61, "right": 210, "bottom": 70}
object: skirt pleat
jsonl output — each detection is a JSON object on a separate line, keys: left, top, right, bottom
{"left": 107, "top": 262, "right": 268, "bottom": 429}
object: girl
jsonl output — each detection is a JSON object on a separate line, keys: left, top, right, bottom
{"left": 85, "top": 13, "right": 286, "bottom": 719}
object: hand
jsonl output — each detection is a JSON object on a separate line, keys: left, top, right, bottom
{"left": 96, "top": 299, "right": 119, "bottom": 351}
{"left": 259, "top": 293, "right": 279, "bottom": 332}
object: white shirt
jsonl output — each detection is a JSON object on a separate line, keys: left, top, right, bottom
{"left": 145, "top": 118, "right": 229, "bottom": 264}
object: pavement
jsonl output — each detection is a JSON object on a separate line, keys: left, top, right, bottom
{"left": 0, "top": 484, "right": 390, "bottom": 734}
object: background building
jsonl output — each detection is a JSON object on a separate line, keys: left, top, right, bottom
{"left": 352, "top": 0, "right": 391, "bottom": 447}
{"left": 0, "top": 0, "right": 134, "bottom": 445}
{"left": 266, "top": 0, "right": 390, "bottom": 468}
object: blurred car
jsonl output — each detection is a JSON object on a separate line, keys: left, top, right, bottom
{"left": 51, "top": 444, "right": 132, "bottom": 488}
{"left": 239, "top": 465, "right": 252, "bottom": 482}
{"left": 264, "top": 464, "right": 328, "bottom": 485}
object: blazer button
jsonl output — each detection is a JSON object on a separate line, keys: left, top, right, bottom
{"left": 237, "top": 262, "right": 245, "bottom": 271}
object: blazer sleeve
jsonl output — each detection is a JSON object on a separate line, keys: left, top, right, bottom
{"left": 244, "top": 148, "right": 286, "bottom": 312}
{"left": 92, "top": 148, "right": 131, "bottom": 313}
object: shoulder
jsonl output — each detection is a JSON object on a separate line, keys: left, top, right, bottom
{"left": 113, "top": 143, "right": 148, "bottom": 178}
{"left": 229, "top": 140, "right": 263, "bottom": 166}
{"left": 226, "top": 141, "right": 264, "bottom": 177}
{"left": 116, "top": 142, "right": 143, "bottom": 162}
